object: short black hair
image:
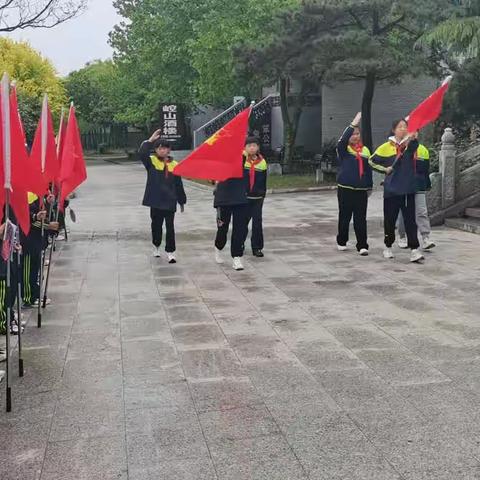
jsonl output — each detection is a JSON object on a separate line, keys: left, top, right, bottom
{"left": 245, "top": 136, "right": 260, "bottom": 146}
{"left": 153, "top": 139, "right": 171, "bottom": 149}
{"left": 390, "top": 119, "right": 408, "bottom": 135}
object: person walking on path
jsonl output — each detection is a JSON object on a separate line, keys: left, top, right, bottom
{"left": 335, "top": 112, "right": 373, "bottom": 256}
{"left": 369, "top": 119, "right": 424, "bottom": 263}
{"left": 213, "top": 154, "right": 249, "bottom": 271}
{"left": 243, "top": 137, "right": 268, "bottom": 258}
{"left": 139, "top": 131, "right": 187, "bottom": 263}
{"left": 397, "top": 142, "right": 435, "bottom": 251}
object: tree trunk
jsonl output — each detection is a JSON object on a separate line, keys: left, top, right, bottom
{"left": 361, "top": 70, "right": 376, "bottom": 152}
{"left": 279, "top": 77, "right": 305, "bottom": 166}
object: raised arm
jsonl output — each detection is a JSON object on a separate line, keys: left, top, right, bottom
{"left": 337, "top": 112, "right": 362, "bottom": 154}
{"left": 139, "top": 129, "right": 162, "bottom": 170}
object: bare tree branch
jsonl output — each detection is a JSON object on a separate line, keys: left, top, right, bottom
{"left": 0, "top": 0, "right": 86, "bottom": 32}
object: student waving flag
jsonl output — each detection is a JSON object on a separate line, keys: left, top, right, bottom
{"left": 174, "top": 106, "right": 252, "bottom": 182}
{"left": 406, "top": 77, "right": 452, "bottom": 133}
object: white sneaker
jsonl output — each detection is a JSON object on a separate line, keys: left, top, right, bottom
{"left": 33, "top": 298, "right": 51, "bottom": 306}
{"left": 167, "top": 252, "right": 177, "bottom": 264}
{"left": 383, "top": 248, "right": 394, "bottom": 259}
{"left": 215, "top": 247, "right": 224, "bottom": 264}
{"left": 337, "top": 245, "right": 348, "bottom": 251}
{"left": 152, "top": 247, "right": 161, "bottom": 258}
{"left": 410, "top": 249, "right": 425, "bottom": 263}
{"left": 398, "top": 237, "right": 408, "bottom": 249}
{"left": 359, "top": 249, "right": 369, "bottom": 256}
{"left": 422, "top": 236, "right": 436, "bottom": 250}
{"left": 232, "top": 257, "right": 244, "bottom": 271}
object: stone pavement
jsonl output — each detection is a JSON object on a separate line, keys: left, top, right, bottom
{"left": 2, "top": 161, "right": 480, "bottom": 480}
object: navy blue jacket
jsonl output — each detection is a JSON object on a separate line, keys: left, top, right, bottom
{"left": 243, "top": 153, "right": 268, "bottom": 198}
{"left": 369, "top": 138, "right": 419, "bottom": 198}
{"left": 139, "top": 141, "right": 187, "bottom": 211}
{"left": 336, "top": 126, "right": 373, "bottom": 190}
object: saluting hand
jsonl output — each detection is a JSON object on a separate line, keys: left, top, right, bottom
{"left": 352, "top": 112, "right": 362, "bottom": 127}
{"left": 148, "top": 129, "right": 162, "bottom": 143}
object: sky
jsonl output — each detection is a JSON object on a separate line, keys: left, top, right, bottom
{"left": 6, "top": 0, "right": 121, "bottom": 76}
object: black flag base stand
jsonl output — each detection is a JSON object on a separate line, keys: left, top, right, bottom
{"left": 37, "top": 312, "right": 42, "bottom": 329}
{"left": 6, "top": 386, "right": 11, "bottom": 412}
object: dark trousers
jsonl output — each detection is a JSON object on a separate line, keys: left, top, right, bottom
{"left": 22, "top": 252, "right": 40, "bottom": 305}
{"left": 247, "top": 198, "right": 264, "bottom": 251}
{"left": 215, "top": 205, "right": 248, "bottom": 258}
{"left": 337, "top": 188, "right": 369, "bottom": 251}
{"left": 150, "top": 208, "right": 176, "bottom": 252}
{"left": 384, "top": 194, "right": 419, "bottom": 249}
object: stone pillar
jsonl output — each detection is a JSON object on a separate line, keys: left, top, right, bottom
{"left": 439, "top": 128, "right": 456, "bottom": 209}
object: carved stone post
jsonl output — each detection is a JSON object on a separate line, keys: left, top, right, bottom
{"left": 439, "top": 128, "right": 456, "bottom": 209}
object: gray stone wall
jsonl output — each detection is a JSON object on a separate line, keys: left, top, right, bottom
{"left": 322, "top": 77, "right": 438, "bottom": 148}
{"left": 270, "top": 105, "right": 323, "bottom": 153}
{"left": 456, "top": 163, "right": 480, "bottom": 201}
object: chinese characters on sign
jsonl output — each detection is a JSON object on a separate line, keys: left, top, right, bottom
{"left": 159, "top": 104, "right": 188, "bottom": 149}
{"left": 250, "top": 99, "right": 272, "bottom": 155}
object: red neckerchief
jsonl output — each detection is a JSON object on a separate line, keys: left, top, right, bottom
{"left": 352, "top": 143, "right": 365, "bottom": 178}
{"left": 159, "top": 156, "right": 172, "bottom": 178}
{"left": 245, "top": 154, "right": 263, "bottom": 190}
{"left": 391, "top": 140, "right": 416, "bottom": 172}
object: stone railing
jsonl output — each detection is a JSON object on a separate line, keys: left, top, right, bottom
{"left": 428, "top": 129, "right": 480, "bottom": 225}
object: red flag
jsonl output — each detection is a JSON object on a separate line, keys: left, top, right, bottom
{"left": 10, "top": 82, "right": 26, "bottom": 144}
{"left": 28, "top": 95, "right": 60, "bottom": 199}
{"left": 59, "top": 105, "right": 87, "bottom": 208}
{"left": 0, "top": 73, "right": 30, "bottom": 234}
{"left": 407, "top": 77, "right": 452, "bottom": 133}
{"left": 56, "top": 108, "right": 67, "bottom": 168}
{"left": 174, "top": 107, "right": 251, "bottom": 181}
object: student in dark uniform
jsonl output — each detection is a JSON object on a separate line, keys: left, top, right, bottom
{"left": 21, "top": 193, "right": 59, "bottom": 307}
{"left": 214, "top": 154, "right": 249, "bottom": 271}
{"left": 336, "top": 112, "right": 372, "bottom": 255}
{"left": 138, "top": 130, "right": 187, "bottom": 263}
{"left": 369, "top": 119, "right": 424, "bottom": 263}
{"left": 243, "top": 137, "right": 268, "bottom": 257}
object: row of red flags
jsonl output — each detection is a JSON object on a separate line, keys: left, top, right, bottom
{"left": 0, "top": 72, "right": 87, "bottom": 235}
{"left": 174, "top": 78, "right": 452, "bottom": 181}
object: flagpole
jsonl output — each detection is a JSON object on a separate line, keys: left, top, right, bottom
{"left": 43, "top": 105, "right": 67, "bottom": 309}
{"left": 16, "top": 248, "right": 23, "bottom": 377}
{"left": 2, "top": 72, "right": 12, "bottom": 412}
{"left": 37, "top": 95, "right": 49, "bottom": 327}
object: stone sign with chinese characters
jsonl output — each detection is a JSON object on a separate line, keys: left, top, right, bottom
{"left": 159, "top": 104, "right": 189, "bottom": 149}
{"left": 249, "top": 98, "right": 273, "bottom": 156}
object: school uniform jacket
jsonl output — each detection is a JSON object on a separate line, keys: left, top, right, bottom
{"left": 20, "top": 193, "right": 45, "bottom": 255}
{"left": 213, "top": 156, "right": 248, "bottom": 208}
{"left": 415, "top": 144, "right": 431, "bottom": 193}
{"left": 139, "top": 141, "right": 187, "bottom": 212}
{"left": 243, "top": 153, "right": 268, "bottom": 199}
{"left": 336, "top": 126, "right": 373, "bottom": 190}
{"left": 369, "top": 138, "right": 420, "bottom": 198}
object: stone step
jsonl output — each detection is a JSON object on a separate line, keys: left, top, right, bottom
{"left": 445, "top": 216, "right": 480, "bottom": 234}
{"left": 465, "top": 208, "right": 480, "bottom": 219}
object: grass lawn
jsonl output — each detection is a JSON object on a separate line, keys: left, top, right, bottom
{"left": 267, "top": 174, "right": 333, "bottom": 189}
{"left": 187, "top": 175, "right": 335, "bottom": 190}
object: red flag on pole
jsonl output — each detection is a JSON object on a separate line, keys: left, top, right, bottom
{"left": 56, "top": 107, "right": 67, "bottom": 168}
{"left": 407, "top": 77, "right": 452, "bottom": 133}
{"left": 10, "top": 82, "right": 26, "bottom": 145}
{"left": 174, "top": 107, "right": 252, "bottom": 181}
{"left": 0, "top": 73, "right": 30, "bottom": 234}
{"left": 28, "top": 94, "right": 60, "bottom": 199}
{"left": 59, "top": 104, "right": 87, "bottom": 209}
